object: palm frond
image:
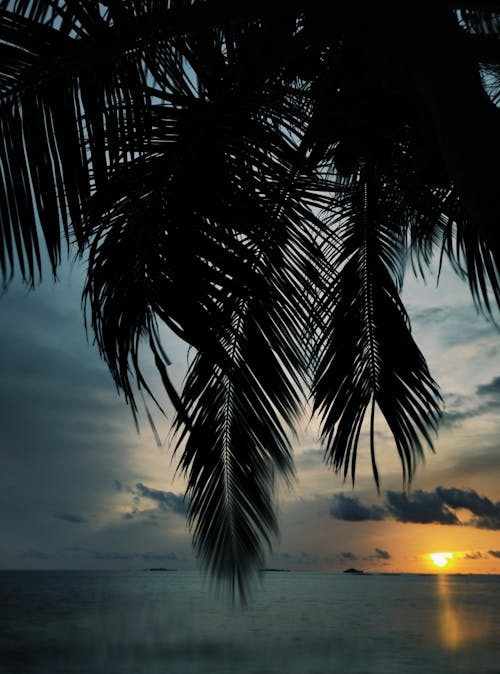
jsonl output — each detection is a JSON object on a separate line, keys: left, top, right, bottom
{"left": 79, "top": 23, "right": 332, "bottom": 600}
{"left": 2, "top": 1, "right": 499, "bottom": 600}
{"left": 312, "top": 166, "right": 443, "bottom": 486}
{"left": 0, "top": 3, "right": 152, "bottom": 284}
{"left": 388, "top": 127, "right": 500, "bottom": 315}
{"left": 174, "top": 268, "right": 304, "bottom": 602}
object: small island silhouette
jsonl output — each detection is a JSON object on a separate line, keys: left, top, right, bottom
{"left": 343, "top": 567, "right": 364, "bottom": 574}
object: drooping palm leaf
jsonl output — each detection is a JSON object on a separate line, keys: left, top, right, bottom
{"left": 80, "top": 19, "right": 332, "bottom": 598}
{"left": 0, "top": 1, "right": 498, "bottom": 601}
{"left": 173, "top": 269, "right": 304, "bottom": 602}
{"left": 0, "top": 2, "right": 153, "bottom": 283}
{"left": 312, "top": 165, "right": 443, "bottom": 486}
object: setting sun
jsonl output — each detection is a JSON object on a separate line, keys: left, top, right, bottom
{"left": 429, "top": 552, "right": 454, "bottom": 569}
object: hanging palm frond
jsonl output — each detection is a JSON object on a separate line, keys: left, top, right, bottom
{"left": 0, "top": 2, "right": 152, "bottom": 284}
{"left": 0, "top": 1, "right": 498, "bottom": 601}
{"left": 312, "top": 165, "right": 443, "bottom": 486}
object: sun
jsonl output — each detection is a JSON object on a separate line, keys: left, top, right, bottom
{"left": 429, "top": 552, "right": 453, "bottom": 569}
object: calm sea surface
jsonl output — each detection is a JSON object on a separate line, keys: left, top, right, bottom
{"left": 0, "top": 571, "right": 499, "bottom": 674}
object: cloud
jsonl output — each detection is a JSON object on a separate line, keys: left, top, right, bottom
{"left": 274, "top": 551, "right": 321, "bottom": 566}
{"left": 385, "top": 490, "right": 459, "bottom": 525}
{"left": 329, "top": 494, "right": 385, "bottom": 522}
{"left": 328, "top": 487, "right": 500, "bottom": 530}
{"left": 113, "top": 480, "right": 133, "bottom": 493}
{"left": 488, "top": 550, "right": 500, "bottom": 559}
{"left": 122, "top": 510, "right": 159, "bottom": 526}
{"left": 386, "top": 487, "right": 500, "bottom": 529}
{"left": 53, "top": 511, "right": 88, "bottom": 524}
{"left": 435, "top": 487, "right": 500, "bottom": 530}
{"left": 363, "top": 548, "right": 391, "bottom": 561}
{"left": 118, "top": 482, "right": 188, "bottom": 523}
{"left": 339, "top": 551, "right": 357, "bottom": 560}
{"left": 462, "top": 551, "right": 484, "bottom": 560}
{"left": 476, "top": 376, "right": 500, "bottom": 396}
{"left": 441, "top": 409, "right": 478, "bottom": 427}
{"left": 411, "top": 307, "right": 450, "bottom": 324}
{"left": 441, "top": 375, "right": 500, "bottom": 427}
{"left": 134, "top": 483, "right": 187, "bottom": 516}
{"left": 441, "top": 402, "right": 500, "bottom": 427}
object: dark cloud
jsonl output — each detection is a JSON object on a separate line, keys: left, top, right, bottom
{"left": 435, "top": 487, "right": 500, "bottom": 530}
{"left": 441, "top": 376, "right": 500, "bottom": 427}
{"left": 275, "top": 551, "right": 320, "bottom": 566}
{"left": 476, "top": 376, "right": 500, "bottom": 396}
{"left": 339, "top": 551, "right": 357, "bottom": 560}
{"left": 118, "top": 482, "right": 188, "bottom": 524}
{"left": 441, "top": 402, "right": 500, "bottom": 427}
{"left": 410, "top": 302, "right": 499, "bottom": 352}
{"left": 462, "top": 552, "right": 484, "bottom": 560}
{"left": 363, "top": 548, "right": 391, "bottom": 561}
{"left": 113, "top": 480, "right": 133, "bottom": 493}
{"left": 410, "top": 307, "right": 450, "bottom": 324}
{"left": 134, "top": 483, "right": 187, "bottom": 516}
{"left": 330, "top": 494, "right": 385, "bottom": 522}
{"left": 385, "top": 487, "right": 500, "bottom": 529}
{"left": 488, "top": 550, "right": 500, "bottom": 559}
{"left": 121, "top": 509, "right": 159, "bottom": 526}
{"left": 385, "top": 490, "right": 459, "bottom": 525}
{"left": 442, "top": 409, "right": 478, "bottom": 427}
{"left": 329, "top": 487, "right": 500, "bottom": 530}
{"left": 53, "top": 511, "right": 88, "bottom": 524}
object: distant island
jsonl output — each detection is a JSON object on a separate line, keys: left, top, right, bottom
{"left": 343, "top": 567, "right": 364, "bottom": 574}
{"left": 147, "top": 568, "right": 177, "bottom": 572}
{"left": 258, "top": 568, "right": 291, "bottom": 573}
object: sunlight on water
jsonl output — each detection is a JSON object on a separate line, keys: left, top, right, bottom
{"left": 436, "top": 574, "right": 495, "bottom": 651}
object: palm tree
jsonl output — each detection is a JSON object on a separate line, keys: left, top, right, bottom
{"left": 1, "top": 0, "right": 498, "bottom": 600}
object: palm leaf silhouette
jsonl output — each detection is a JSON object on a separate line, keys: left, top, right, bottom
{"left": 312, "top": 166, "right": 442, "bottom": 487}
{"left": 0, "top": 1, "right": 499, "bottom": 599}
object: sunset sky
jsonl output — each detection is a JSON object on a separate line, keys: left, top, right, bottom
{"left": 1, "top": 255, "right": 499, "bottom": 575}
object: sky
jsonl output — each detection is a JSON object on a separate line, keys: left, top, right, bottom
{"left": 0, "top": 255, "right": 499, "bottom": 576}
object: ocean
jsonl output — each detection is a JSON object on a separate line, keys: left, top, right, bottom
{"left": 0, "top": 570, "right": 499, "bottom": 674}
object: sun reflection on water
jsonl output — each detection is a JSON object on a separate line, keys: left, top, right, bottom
{"left": 436, "top": 575, "right": 490, "bottom": 650}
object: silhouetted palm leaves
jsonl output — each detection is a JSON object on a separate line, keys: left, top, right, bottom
{"left": 1, "top": 0, "right": 499, "bottom": 598}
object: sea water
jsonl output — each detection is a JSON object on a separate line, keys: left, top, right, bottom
{"left": 0, "top": 571, "right": 499, "bottom": 674}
